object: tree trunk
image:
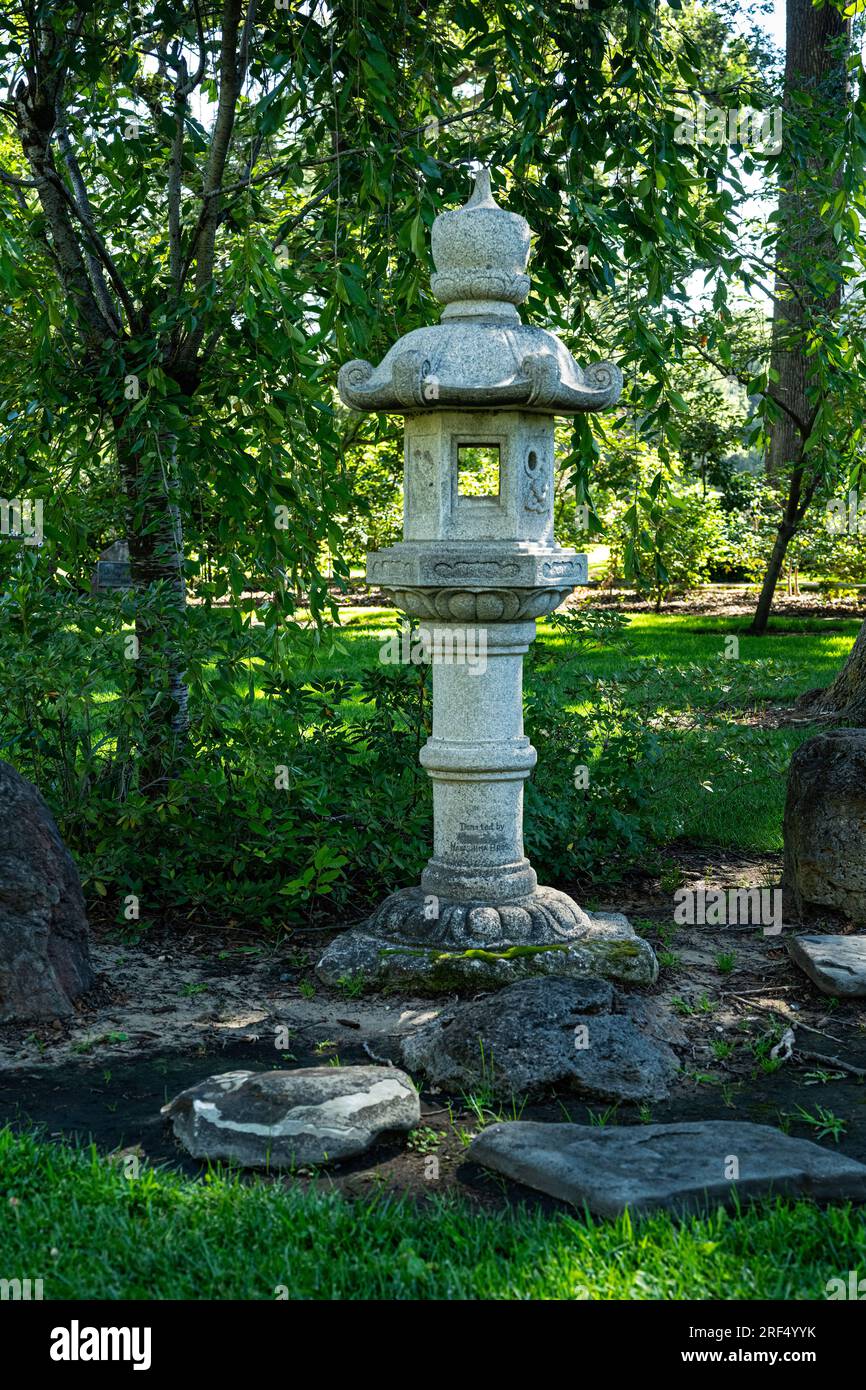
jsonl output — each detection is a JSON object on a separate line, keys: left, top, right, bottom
{"left": 749, "top": 0, "right": 850, "bottom": 634}
{"left": 751, "top": 522, "right": 795, "bottom": 635}
{"left": 115, "top": 424, "right": 190, "bottom": 790}
{"left": 748, "top": 459, "right": 816, "bottom": 635}
{"left": 799, "top": 618, "right": 866, "bottom": 724}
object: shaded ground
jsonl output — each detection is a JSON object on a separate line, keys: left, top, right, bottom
{"left": 340, "top": 582, "right": 866, "bottom": 620}
{"left": 2, "top": 846, "right": 865, "bottom": 1208}
{"left": 575, "top": 586, "right": 866, "bottom": 620}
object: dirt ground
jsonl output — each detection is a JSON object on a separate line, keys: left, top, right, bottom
{"left": 573, "top": 586, "right": 866, "bottom": 619}
{"left": 345, "top": 582, "right": 866, "bottom": 620}
{"left": 2, "top": 845, "right": 865, "bottom": 1208}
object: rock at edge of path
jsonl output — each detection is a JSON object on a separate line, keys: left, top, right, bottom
{"left": 0, "top": 758, "right": 95, "bottom": 1021}
{"left": 787, "top": 934, "right": 866, "bottom": 997}
{"left": 162, "top": 1066, "right": 420, "bottom": 1168}
{"left": 470, "top": 1119, "right": 866, "bottom": 1217}
{"left": 400, "top": 976, "right": 679, "bottom": 1103}
{"left": 783, "top": 729, "right": 866, "bottom": 924}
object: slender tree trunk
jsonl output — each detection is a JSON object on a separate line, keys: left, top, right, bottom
{"left": 749, "top": 0, "right": 850, "bottom": 634}
{"left": 115, "top": 423, "right": 190, "bottom": 789}
{"left": 748, "top": 459, "right": 818, "bottom": 634}
{"left": 751, "top": 522, "right": 796, "bottom": 635}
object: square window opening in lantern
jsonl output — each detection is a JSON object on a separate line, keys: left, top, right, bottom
{"left": 457, "top": 444, "right": 500, "bottom": 498}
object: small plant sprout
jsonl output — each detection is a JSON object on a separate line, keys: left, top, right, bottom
{"left": 793, "top": 1105, "right": 847, "bottom": 1144}
{"left": 336, "top": 974, "right": 365, "bottom": 998}
{"left": 407, "top": 1128, "right": 442, "bottom": 1155}
{"left": 588, "top": 1105, "right": 619, "bottom": 1128}
{"left": 181, "top": 982, "right": 208, "bottom": 998}
{"left": 659, "top": 864, "right": 684, "bottom": 893}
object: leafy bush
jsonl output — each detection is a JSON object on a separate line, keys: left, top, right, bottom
{"left": 9, "top": 548, "right": 794, "bottom": 930}
{"left": 0, "top": 560, "right": 432, "bottom": 930}
{"left": 525, "top": 674, "right": 661, "bottom": 883}
{"left": 0, "top": 572, "right": 664, "bottom": 927}
{"left": 603, "top": 474, "right": 731, "bottom": 607}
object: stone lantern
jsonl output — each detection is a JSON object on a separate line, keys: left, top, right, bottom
{"left": 318, "top": 170, "right": 657, "bottom": 992}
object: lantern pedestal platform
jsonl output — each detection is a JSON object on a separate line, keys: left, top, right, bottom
{"left": 316, "top": 887, "right": 657, "bottom": 993}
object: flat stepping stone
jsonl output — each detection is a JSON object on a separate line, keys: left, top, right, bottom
{"left": 162, "top": 1066, "right": 419, "bottom": 1168}
{"left": 470, "top": 1120, "right": 866, "bottom": 1217}
{"left": 788, "top": 934, "right": 866, "bottom": 997}
{"left": 400, "top": 976, "right": 678, "bottom": 1103}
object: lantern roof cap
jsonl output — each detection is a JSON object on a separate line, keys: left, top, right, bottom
{"left": 338, "top": 168, "right": 622, "bottom": 415}
{"left": 429, "top": 167, "right": 531, "bottom": 318}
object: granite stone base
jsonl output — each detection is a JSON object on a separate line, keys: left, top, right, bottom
{"left": 316, "top": 885, "right": 658, "bottom": 993}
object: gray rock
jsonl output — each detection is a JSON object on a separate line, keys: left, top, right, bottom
{"left": 400, "top": 976, "right": 678, "bottom": 1102}
{"left": 784, "top": 729, "right": 866, "bottom": 923}
{"left": 470, "top": 1120, "right": 866, "bottom": 1217}
{"left": 622, "top": 993, "right": 690, "bottom": 1048}
{"left": 162, "top": 1066, "right": 420, "bottom": 1168}
{"left": 0, "top": 759, "right": 95, "bottom": 1021}
{"left": 788, "top": 934, "right": 866, "bottom": 997}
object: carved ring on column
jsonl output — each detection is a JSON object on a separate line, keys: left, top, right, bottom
{"left": 382, "top": 585, "right": 575, "bottom": 621}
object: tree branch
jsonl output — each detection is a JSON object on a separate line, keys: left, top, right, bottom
{"left": 168, "top": 59, "right": 188, "bottom": 291}
{"left": 688, "top": 338, "right": 811, "bottom": 436}
{"left": 178, "top": 0, "right": 207, "bottom": 97}
{"left": 184, "top": 0, "right": 245, "bottom": 295}
{"left": 195, "top": 177, "right": 339, "bottom": 367}
{"left": 55, "top": 104, "right": 121, "bottom": 330}
{"left": 272, "top": 176, "right": 338, "bottom": 248}
{"left": 0, "top": 164, "right": 41, "bottom": 189}
{"left": 47, "top": 161, "right": 139, "bottom": 330}
{"left": 13, "top": 71, "right": 108, "bottom": 347}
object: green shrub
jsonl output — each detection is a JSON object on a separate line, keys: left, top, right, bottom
{"left": 0, "top": 571, "right": 661, "bottom": 927}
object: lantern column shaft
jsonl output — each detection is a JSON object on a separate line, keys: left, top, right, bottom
{"left": 419, "top": 620, "right": 538, "bottom": 903}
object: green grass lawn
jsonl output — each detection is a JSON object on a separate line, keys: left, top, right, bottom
{"left": 96, "top": 606, "right": 856, "bottom": 863}
{"left": 287, "top": 606, "right": 859, "bottom": 855}
{"left": 2, "top": 1127, "right": 864, "bottom": 1300}
{"left": 291, "top": 606, "right": 858, "bottom": 690}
